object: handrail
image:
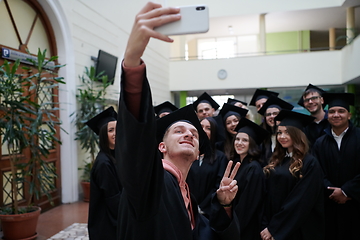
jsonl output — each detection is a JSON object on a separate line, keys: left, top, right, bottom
{"left": 169, "top": 45, "right": 346, "bottom": 61}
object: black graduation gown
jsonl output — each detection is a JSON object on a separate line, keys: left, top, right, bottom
{"left": 88, "top": 151, "right": 122, "bottom": 240}
{"left": 187, "top": 150, "right": 227, "bottom": 217}
{"left": 115, "top": 65, "right": 240, "bottom": 240}
{"left": 263, "top": 154, "right": 324, "bottom": 240}
{"left": 233, "top": 156, "right": 266, "bottom": 240}
{"left": 260, "top": 134, "right": 275, "bottom": 167}
{"left": 313, "top": 122, "right": 360, "bottom": 240}
{"left": 304, "top": 111, "right": 329, "bottom": 150}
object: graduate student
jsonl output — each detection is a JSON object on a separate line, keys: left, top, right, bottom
{"left": 187, "top": 117, "right": 228, "bottom": 218}
{"left": 227, "top": 98, "right": 254, "bottom": 121}
{"left": 231, "top": 117, "right": 269, "bottom": 240}
{"left": 257, "top": 96, "right": 294, "bottom": 164}
{"left": 154, "top": 101, "right": 178, "bottom": 118}
{"left": 86, "top": 106, "right": 122, "bottom": 240}
{"left": 227, "top": 98, "right": 248, "bottom": 109}
{"left": 217, "top": 103, "right": 248, "bottom": 160}
{"left": 261, "top": 110, "right": 324, "bottom": 240}
{"left": 313, "top": 93, "right": 360, "bottom": 240}
{"left": 297, "top": 84, "right": 329, "bottom": 148}
{"left": 193, "top": 92, "right": 220, "bottom": 120}
{"left": 115, "top": 3, "right": 240, "bottom": 239}
{"left": 249, "top": 89, "right": 279, "bottom": 112}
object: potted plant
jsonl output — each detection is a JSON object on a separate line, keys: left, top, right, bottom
{"left": 0, "top": 49, "right": 65, "bottom": 240}
{"left": 72, "top": 66, "right": 112, "bottom": 201}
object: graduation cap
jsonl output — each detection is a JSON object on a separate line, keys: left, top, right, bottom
{"left": 193, "top": 92, "right": 220, "bottom": 112}
{"left": 323, "top": 92, "right": 355, "bottom": 111}
{"left": 235, "top": 117, "right": 269, "bottom": 145}
{"left": 154, "top": 101, "right": 178, "bottom": 117}
{"left": 275, "top": 109, "right": 315, "bottom": 131}
{"left": 156, "top": 104, "right": 210, "bottom": 155}
{"left": 258, "top": 96, "right": 294, "bottom": 116}
{"left": 297, "top": 84, "right": 326, "bottom": 107}
{"left": 86, "top": 106, "right": 118, "bottom": 135}
{"left": 218, "top": 103, "right": 248, "bottom": 122}
{"left": 249, "top": 89, "right": 279, "bottom": 106}
{"left": 227, "top": 98, "right": 248, "bottom": 106}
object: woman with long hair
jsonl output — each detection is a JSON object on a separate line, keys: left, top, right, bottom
{"left": 86, "top": 107, "right": 122, "bottom": 240}
{"left": 216, "top": 103, "right": 248, "bottom": 160}
{"left": 261, "top": 110, "right": 324, "bottom": 240}
{"left": 257, "top": 96, "right": 294, "bottom": 165}
{"left": 187, "top": 117, "right": 227, "bottom": 218}
{"left": 231, "top": 117, "right": 269, "bottom": 240}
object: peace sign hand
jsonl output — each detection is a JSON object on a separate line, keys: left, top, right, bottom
{"left": 216, "top": 160, "right": 240, "bottom": 206}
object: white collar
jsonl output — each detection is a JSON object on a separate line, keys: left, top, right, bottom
{"left": 285, "top": 151, "right": 293, "bottom": 157}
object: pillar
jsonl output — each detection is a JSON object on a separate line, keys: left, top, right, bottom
{"left": 329, "top": 28, "right": 336, "bottom": 50}
{"left": 346, "top": 7, "right": 355, "bottom": 44}
{"left": 259, "top": 13, "right": 266, "bottom": 55}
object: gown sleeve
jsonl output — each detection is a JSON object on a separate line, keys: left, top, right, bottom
{"left": 235, "top": 162, "right": 265, "bottom": 232}
{"left": 267, "top": 156, "right": 324, "bottom": 239}
{"left": 313, "top": 139, "right": 334, "bottom": 188}
{"left": 92, "top": 153, "right": 121, "bottom": 225}
{"left": 115, "top": 61, "right": 164, "bottom": 220}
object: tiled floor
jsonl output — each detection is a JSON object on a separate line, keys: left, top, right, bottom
{"left": 36, "top": 201, "right": 89, "bottom": 239}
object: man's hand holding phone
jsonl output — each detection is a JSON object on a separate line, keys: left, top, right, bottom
{"left": 124, "top": 2, "right": 181, "bottom": 67}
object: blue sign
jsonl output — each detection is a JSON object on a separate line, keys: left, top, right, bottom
{"left": 2, "top": 48, "right": 10, "bottom": 58}
{"left": 1, "top": 47, "right": 55, "bottom": 69}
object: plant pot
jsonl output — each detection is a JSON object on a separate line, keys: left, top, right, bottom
{"left": 81, "top": 181, "right": 90, "bottom": 202}
{"left": 0, "top": 206, "right": 41, "bottom": 240}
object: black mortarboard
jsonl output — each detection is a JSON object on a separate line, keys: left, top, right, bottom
{"left": 193, "top": 92, "right": 220, "bottom": 112}
{"left": 258, "top": 96, "right": 294, "bottom": 116}
{"left": 297, "top": 84, "right": 326, "bottom": 107}
{"left": 275, "top": 110, "right": 315, "bottom": 131}
{"left": 249, "top": 89, "right": 279, "bottom": 106}
{"left": 227, "top": 98, "right": 248, "bottom": 106}
{"left": 156, "top": 104, "right": 210, "bottom": 155}
{"left": 86, "top": 106, "right": 118, "bottom": 135}
{"left": 235, "top": 117, "right": 269, "bottom": 145}
{"left": 154, "top": 101, "right": 178, "bottom": 117}
{"left": 323, "top": 93, "right": 355, "bottom": 111}
{"left": 219, "top": 103, "right": 248, "bottom": 122}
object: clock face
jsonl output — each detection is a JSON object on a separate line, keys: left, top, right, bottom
{"left": 218, "top": 69, "right": 227, "bottom": 80}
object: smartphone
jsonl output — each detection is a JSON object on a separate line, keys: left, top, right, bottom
{"left": 154, "top": 5, "right": 209, "bottom": 36}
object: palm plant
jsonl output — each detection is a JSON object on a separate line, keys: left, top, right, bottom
{"left": 0, "top": 49, "right": 65, "bottom": 214}
{"left": 72, "top": 66, "right": 112, "bottom": 181}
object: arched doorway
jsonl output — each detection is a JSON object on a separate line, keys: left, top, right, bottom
{"left": 0, "top": 0, "right": 61, "bottom": 211}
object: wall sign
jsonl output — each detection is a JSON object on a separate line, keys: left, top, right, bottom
{"left": 1, "top": 47, "right": 55, "bottom": 69}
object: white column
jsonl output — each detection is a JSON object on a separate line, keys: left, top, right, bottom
{"left": 259, "top": 13, "right": 266, "bottom": 55}
{"left": 346, "top": 7, "right": 355, "bottom": 44}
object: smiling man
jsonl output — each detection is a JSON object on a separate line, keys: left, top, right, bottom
{"left": 115, "top": 3, "right": 240, "bottom": 240}
{"left": 313, "top": 92, "right": 360, "bottom": 240}
{"left": 298, "top": 84, "right": 329, "bottom": 148}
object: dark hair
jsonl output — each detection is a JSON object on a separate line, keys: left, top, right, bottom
{"left": 201, "top": 117, "right": 217, "bottom": 164}
{"left": 231, "top": 133, "right": 262, "bottom": 162}
{"left": 98, "top": 122, "right": 116, "bottom": 164}
{"left": 302, "top": 89, "right": 323, "bottom": 98}
{"left": 224, "top": 114, "right": 241, "bottom": 160}
{"left": 264, "top": 126, "right": 308, "bottom": 178}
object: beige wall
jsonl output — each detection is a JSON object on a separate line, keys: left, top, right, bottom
{"left": 57, "top": 0, "right": 172, "bottom": 104}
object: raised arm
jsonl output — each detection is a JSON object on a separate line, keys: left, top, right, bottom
{"left": 116, "top": 2, "right": 181, "bottom": 219}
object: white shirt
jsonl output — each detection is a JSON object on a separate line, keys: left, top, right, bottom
{"left": 331, "top": 127, "right": 349, "bottom": 150}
